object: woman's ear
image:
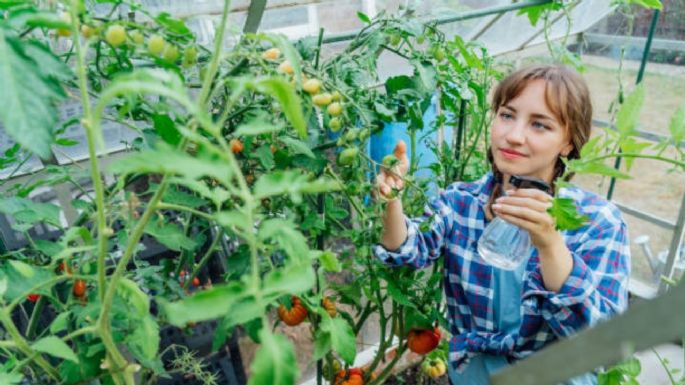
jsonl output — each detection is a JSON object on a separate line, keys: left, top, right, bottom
{"left": 560, "top": 142, "right": 573, "bottom": 157}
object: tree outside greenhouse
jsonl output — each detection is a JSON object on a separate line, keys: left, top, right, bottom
{"left": 0, "top": 1, "right": 684, "bottom": 385}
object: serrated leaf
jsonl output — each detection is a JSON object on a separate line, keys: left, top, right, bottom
{"left": 9, "top": 260, "right": 34, "bottom": 278}
{"left": 314, "top": 250, "right": 341, "bottom": 273}
{"left": 110, "top": 145, "right": 232, "bottom": 186}
{"left": 248, "top": 329, "right": 299, "bottom": 385}
{"left": 255, "top": 77, "right": 306, "bottom": 139}
{"left": 126, "top": 316, "right": 159, "bottom": 363}
{"left": 262, "top": 263, "right": 315, "bottom": 300}
{"left": 319, "top": 317, "right": 356, "bottom": 365}
{"left": 0, "top": 373, "right": 23, "bottom": 385}
{"left": 49, "top": 312, "right": 70, "bottom": 334}
{"left": 161, "top": 282, "right": 246, "bottom": 326}
{"left": 144, "top": 219, "right": 197, "bottom": 252}
{"left": 0, "top": 29, "right": 66, "bottom": 158}
{"left": 548, "top": 197, "right": 589, "bottom": 231}
{"left": 569, "top": 159, "right": 631, "bottom": 180}
{"left": 32, "top": 336, "right": 79, "bottom": 363}
{"left": 618, "top": 137, "right": 651, "bottom": 170}
{"left": 253, "top": 170, "right": 340, "bottom": 203}
{"left": 117, "top": 278, "right": 149, "bottom": 317}
{"left": 616, "top": 85, "right": 645, "bottom": 139}
{"left": 386, "top": 280, "right": 414, "bottom": 307}
{"left": 258, "top": 219, "right": 309, "bottom": 264}
{"left": 279, "top": 136, "right": 315, "bottom": 158}
{"left": 235, "top": 112, "right": 285, "bottom": 136}
{"left": 669, "top": 104, "right": 685, "bottom": 146}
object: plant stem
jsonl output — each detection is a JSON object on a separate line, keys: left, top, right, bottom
{"left": 156, "top": 202, "right": 215, "bottom": 221}
{"left": 581, "top": 153, "right": 685, "bottom": 170}
{"left": 184, "top": 229, "right": 223, "bottom": 290}
{"left": 198, "top": 0, "right": 233, "bottom": 106}
{"left": 70, "top": 0, "right": 110, "bottom": 304}
{"left": 0, "top": 311, "right": 59, "bottom": 380}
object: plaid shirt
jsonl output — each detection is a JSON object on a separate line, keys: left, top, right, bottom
{"left": 373, "top": 172, "right": 630, "bottom": 372}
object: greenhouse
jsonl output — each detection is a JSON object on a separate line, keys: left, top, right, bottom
{"left": 1, "top": 0, "right": 684, "bottom": 384}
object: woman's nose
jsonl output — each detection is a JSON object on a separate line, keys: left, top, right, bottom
{"left": 505, "top": 121, "right": 526, "bottom": 144}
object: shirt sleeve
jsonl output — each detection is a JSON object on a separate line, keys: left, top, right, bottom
{"left": 373, "top": 188, "right": 458, "bottom": 269}
{"left": 522, "top": 207, "right": 631, "bottom": 337}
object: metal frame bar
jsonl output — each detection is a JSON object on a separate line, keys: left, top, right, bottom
{"left": 321, "top": 0, "right": 554, "bottom": 44}
{"left": 515, "top": 1, "right": 580, "bottom": 51}
{"left": 491, "top": 277, "right": 685, "bottom": 385}
{"left": 242, "top": 0, "right": 267, "bottom": 33}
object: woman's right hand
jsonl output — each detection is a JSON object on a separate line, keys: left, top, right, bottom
{"left": 376, "top": 140, "right": 409, "bottom": 200}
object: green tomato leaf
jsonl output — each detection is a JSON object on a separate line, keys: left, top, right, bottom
{"left": 235, "top": 111, "right": 285, "bottom": 136}
{"left": 278, "top": 136, "right": 315, "bottom": 158}
{"left": 0, "top": 373, "right": 23, "bottom": 385}
{"left": 259, "top": 218, "right": 309, "bottom": 264}
{"left": 669, "top": 104, "right": 685, "bottom": 146}
{"left": 116, "top": 277, "right": 150, "bottom": 317}
{"left": 161, "top": 282, "right": 247, "bottom": 326}
{"left": 616, "top": 84, "right": 645, "bottom": 140}
{"left": 110, "top": 144, "right": 232, "bottom": 186}
{"left": 357, "top": 11, "right": 371, "bottom": 24}
{"left": 49, "top": 312, "right": 70, "bottom": 334}
{"left": 262, "top": 262, "right": 315, "bottom": 301}
{"left": 314, "top": 250, "right": 342, "bottom": 273}
{"left": 0, "top": 29, "right": 68, "bottom": 158}
{"left": 144, "top": 219, "right": 197, "bottom": 252}
{"left": 32, "top": 336, "right": 79, "bottom": 363}
{"left": 548, "top": 197, "right": 589, "bottom": 231}
{"left": 255, "top": 77, "right": 306, "bottom": 139}
{"left": 319, "top": 317, "right": 356, "bottom": 365}
{"left": 126, "top": 316, "right": 160, "bottom": 364}
{"left": 248, "top": 329, "right": 299, "bottom": 385}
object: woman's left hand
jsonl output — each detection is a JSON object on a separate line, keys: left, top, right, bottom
{"left": 491, "top": 188, "right": 561, "bottom": 251}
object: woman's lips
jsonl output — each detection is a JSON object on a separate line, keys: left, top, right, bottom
{"left": 499, "top": 148, "right": 526, "bottom": 159}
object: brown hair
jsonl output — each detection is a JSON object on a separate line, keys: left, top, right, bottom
{"left": 486, "top": 64, "right": 593, "bottom": 214}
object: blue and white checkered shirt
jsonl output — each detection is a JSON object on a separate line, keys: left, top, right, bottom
{"left": 373, "top": 172, "right": 630, "bottom": 373}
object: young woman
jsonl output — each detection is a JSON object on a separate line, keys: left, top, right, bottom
{"left": 374, "top": 64, "right": 630, "bottom": 385}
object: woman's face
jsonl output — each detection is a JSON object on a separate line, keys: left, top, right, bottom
{"left": 490, "top": 79, "right": 574, "bottom": 184}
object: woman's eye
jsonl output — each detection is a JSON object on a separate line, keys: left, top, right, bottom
{"left": 499, "top": 112, "right": 513, "bottom": 120}
{"left": 532, "top": 121, "right": 549, "bottom": 130}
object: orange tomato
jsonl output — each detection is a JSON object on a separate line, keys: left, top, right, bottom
{"left": 230, "top": 139, "right": 244, "bottom": 154}
{"left": 322, "top": 296, "right": 337, "bottom": 317}
{"left": 277, "top": 296, "right": 308, "bottom": 326}
{"left": 73, "top": 280, "right": 87, "bottom": 298}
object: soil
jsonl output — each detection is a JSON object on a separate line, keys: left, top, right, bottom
{"left": 382, "top": 364, "right": 449, "bottom": 385}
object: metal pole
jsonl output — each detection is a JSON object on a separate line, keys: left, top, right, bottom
{"left": 322, "top": 0, "right": 554, "bottom": 44}
{"left": 242, "top": 0, "right": 267, "bottom": 33}
{"left": 659, "top": 192, "right": 685, "bottom": 293}
{"left": 606, "top": 8, "right": 660, "bottom": 200}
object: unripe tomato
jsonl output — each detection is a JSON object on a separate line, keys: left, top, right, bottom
{"left": 358, "top": 129, "right": 371, "bottom": 141}
{"left": 262, "top": 47, "right": 281, "bottom": 60}
{"left": 323, "top": 359, "right": 342, "bottom": 380}
{"left": 338, "top": 147, "right": 359, "bottom": 167}
{"left": 27, "top": 293, "right": 41, "bottom": 302}
{"left": 331, "top": 90, "right": 342, "bottom": 102}
{"left": 182, "top": 46, "right": 198, "bottom": 68}
{"left": 129, "top": 30, "right": 144, "bottom": 45}
{"left": 147, "top": 35, "right": 165, "bottom": 56}
{"left": 312, "top": 93, "right": 332, "bottom": 107}
{"left": 416, "top": 35, "right": 426, "bottom": 44}
{"left": 327, "top": 102, "right": 343, "bottom": 116}
{"left": 230, "top": 139, "right": 244, "bottom": 154}
{"left": 278, "top": 60, "right": 294, "bottom": 74}
{"left": 105, "top": 25, "right": 126, "bottom": 47}
{"left": 389, "top": 33, "right": 401, "bottom": 46}
{"left": 407, "top": 327, "right": 441, "bottom": 355}
{"left": 245, "top": 174, "right": 255, "bottom": 185}
{"left": 277, "top": 296, "right": 308, "bottom": 326}
{"left": 422, "top": 358, "right": 447, "bottom": 379}
{"left": 162, "top": 44, "right": 179, "bottom": 62}
{"left": 321, "top": 296, "right": 337, "bottom": 317}
{"left": 432, "top": 46, "right": 446, "bottom": 62}
{"left": 329, "top": 117, "right": 342, "bottom": 132}
{"left": 73, "top": 279, "right": 87, "bottom": 298}
{"left": 382, "top": 154, "right": 398, "bottom": 168}
{"left": 303, "top": 79, "right": 322, "bottom": 95}
{"left": 344, "top": 129, "right": 359, "bottom": 142}
{"left": 80, "top": 24, "right": 98, "bottom": 39}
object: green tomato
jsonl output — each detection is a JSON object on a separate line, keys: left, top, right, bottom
{"left": 344, "top": 129, "right": 359, "bottom": 142}
{"left": 105, "top": 25, "right": 126, "bottom": 47}
{"left": 183, "top": 46, "right": 198, "bottom": 66}
{"left": 148, "top": 34, "right": 165, "bottom": 56}
{"left": 163, "top": 44, "right": 179, "bottom": 62}
{"left": 389, "top": 33, "right": 402, "bottom": 46}
{"left": 382, "top": 154, "right": 398, "bottom": 168}
{"left": 416, "top": 35, "right": 426, "bottom": 44}
{"left": 129, "top": 30, "right": 145, "bottom": 45}
{"left": 338, "top": 147, "right": 359, "bottom": 166}
{"left": 432, "top": 46, "right": 446, "bottom": 61}
{"left": 329, "top": 117, "right": 342, "bottom": 132}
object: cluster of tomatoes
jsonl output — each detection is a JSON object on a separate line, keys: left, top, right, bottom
{"left": 276, "top": 295, "right": 337, "bottom": 326}
{"left": 26, "top": 262, "right": 86, "bottom": 303}
{"left": 56, "top": 14, "right": 198, "bottom": 67}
